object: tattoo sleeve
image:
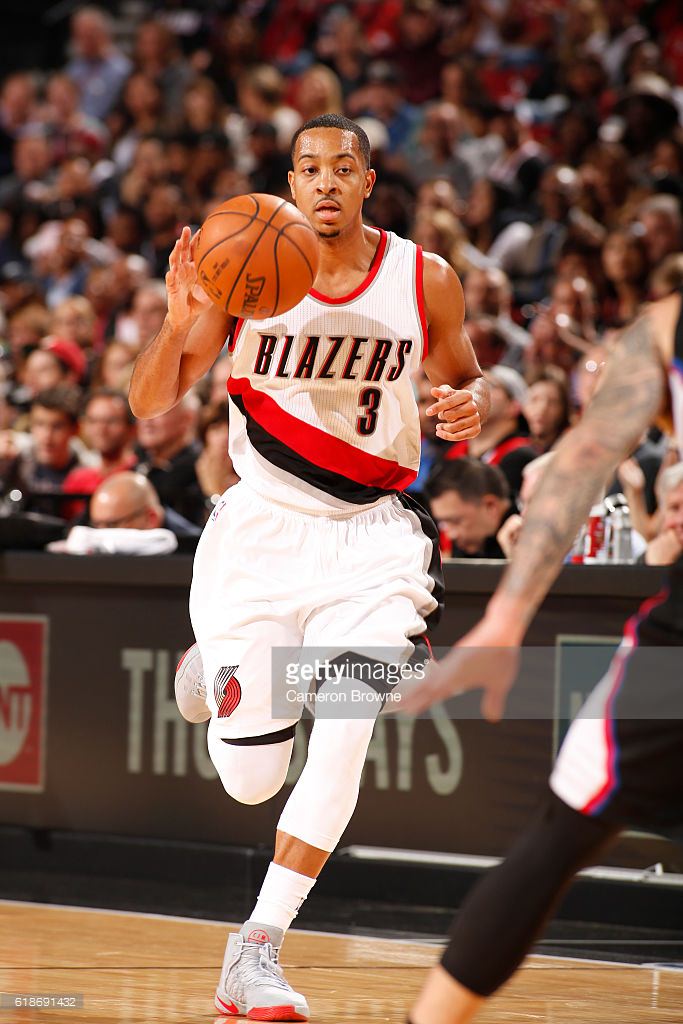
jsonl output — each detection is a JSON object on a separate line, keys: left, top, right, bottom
{"left": 495, "top": 314, "right": 664, "bottom": 627}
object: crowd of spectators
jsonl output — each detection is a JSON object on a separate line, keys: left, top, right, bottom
{"left": 0, "top": 0, "right": 681, "bottom": 558}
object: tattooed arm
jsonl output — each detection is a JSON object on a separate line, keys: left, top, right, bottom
{"left": 399, "top": 307, "right": 666, "bottom": 721}
{"left": 487, "top": 311, "right": 663, "bottom": 635}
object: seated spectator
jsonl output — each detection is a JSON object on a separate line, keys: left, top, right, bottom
{"left": 410, "top": 101, "right": 471, "bottom": 199}
{"left": 616, "top": 439, "right": 677, "bottom": 541}
{"left": 406, "top": 371, "right": 451, "bottom": 505}
{"left": 66, "top": 6, "right": 132, "bottom": 122}
{"left": 465, "top": 315, "right": 527, "bottom": 373}
{"left": 195, "top": 401, "right": 238, "bottom": 516}
{"left": 21, "top": 338, "right": 86, "bottom": 398}
{"left": 411, "top": 208, "right": 478, "bottom": 278}
{"left": 427, "top": 458, "right": 515, "bottom": 559}
{"left": 294, "top": 64, "right": 344, "bottom": 121}
{"left": 6, "top": 304, "right": 51, "bottom": 365}
{"left": 95, "top": 341, "right": 137, "bottom": 391}
{"left": 133, "top": 20, "right": 195, "bottom": 118}
{"left": 234, "top": 65, "right": 301, "bottom": 154}
{"left": 488, "top": 165, "right": 577, "bottom": 304}
{"left": 118, "top": 280, "right": 167, "bottom": 349}
{"left": 41, "top": 218, "right": 92, "bottom": 309}
{"left": 50, "top": 296, "right": 97, "bottom": 352}
{"left": 526, "top": 276, "right": 597, "bottom": 377}
{"left": 0, "top": 386, "right": 85, "bottom": 518}
{"left": 523, "top": 371, "right": 571, "bottom": 452}
{"left": 636, "top": 194, "right": 682, "bottom": 270}
{"left": 248, "top": 123, "right": 291, "bottom": 197}
{"left": 463, "top": 268, "right": 530, "bottom": 368}
{"left": 496, "top": 451, "right": 555, "bottom": 558}
{"left": 135, "top": 393, "right": 205, "bottom": 525}
{"left": 458, "top": 100, "right": 505, "bottom": 182}
{"left": 63, "top": 388, "right": 138, "bottom": 498}
{"left": 643, "top": 463, "right": 683, "bottom": 566}
{"left": 444, "top": 365, "right": 537, "bottom": 496}
{"left": 348, "top": 61, "right": 421, "bottom": 159}
{"left": 88, "top": 471, "right": 201, "bottom": 550}
{"left": 600, "top": 226, "right": 649, "bottom": 328}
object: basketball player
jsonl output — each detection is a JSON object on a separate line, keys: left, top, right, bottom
{"left": 129, "top": 114, "right": 489, "bottom": 1021}
{"left": 399, "top": 292, "right": 683, "bottom": 1024}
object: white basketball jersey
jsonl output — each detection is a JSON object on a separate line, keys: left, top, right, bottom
{"left": 226, "top": 229, "right": 428, "bottom": 513}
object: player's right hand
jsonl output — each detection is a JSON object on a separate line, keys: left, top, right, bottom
{"left": 166, "top": 226, "right": 211, "bottom": 327}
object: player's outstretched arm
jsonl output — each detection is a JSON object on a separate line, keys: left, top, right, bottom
{"left": 421, "top": 253, "right": 490, "bottom": 441}
{"left": 400, "top": 304, "right": 666, "bottom": 721}
{"left": 129, "top": 227, "right": 235, "bottom": 418}
{"left": 488, "top": 309, "right": 664, "bottom": 635}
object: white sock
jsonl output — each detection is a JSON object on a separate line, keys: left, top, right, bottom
{"left": 249, "top": 862, "right": 317, "bottom": 934}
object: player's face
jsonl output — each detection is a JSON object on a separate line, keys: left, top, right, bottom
{"left": 289, "top": 128, "right": 375, "bottom": 239}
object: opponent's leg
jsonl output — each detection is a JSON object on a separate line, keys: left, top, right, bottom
{"left": 410, "top": 792, "right": 619, "bottom": 1024}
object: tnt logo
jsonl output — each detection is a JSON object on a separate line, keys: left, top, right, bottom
{"left": 0, "top": 618, "right": 47, "bottom": 791}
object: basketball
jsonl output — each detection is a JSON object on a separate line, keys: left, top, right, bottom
{"left": 194, "top": 193, "right": 319, "bottom": 319}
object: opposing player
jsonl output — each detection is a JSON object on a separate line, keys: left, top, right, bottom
{"left": 129, "top": 114, "right": 489, "bottom": 1021}
{"left": 400, "top": 292, "right": 683, "bottom": 1024}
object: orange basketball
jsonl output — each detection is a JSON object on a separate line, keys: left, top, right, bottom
{"left": 194, "top": 193, "right": 319, "bottom": 318}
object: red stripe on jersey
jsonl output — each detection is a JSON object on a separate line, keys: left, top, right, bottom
{"left": 228, "top": 375, "right": 417, "bottom": 490}
{"left": 309, "top": 229, "right": 387, "bottom": 305}
{"left": 415, "top": 245, "right": 429, "bottom": 360}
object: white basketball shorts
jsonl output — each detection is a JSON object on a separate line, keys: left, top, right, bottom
{"left": 189, "top": 481, "right": 442, "bottom": 739}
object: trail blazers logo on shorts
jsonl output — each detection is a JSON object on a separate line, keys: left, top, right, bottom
{"left": 0, "top": 616, "right": 48, "bottom": 791}
{"left": 214, "top": 665, "right": 242, "bottom": 718}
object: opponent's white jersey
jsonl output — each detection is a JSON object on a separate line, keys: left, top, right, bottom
{"left": 226, "top": 229, "right": 428, "bottom": 513}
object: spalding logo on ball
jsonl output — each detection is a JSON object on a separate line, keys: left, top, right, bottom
{"left": 0, "top": 640, "right": 32, "bottom": 767}
{"left": 194, "top": 193, "right": 320, "bottom": 319}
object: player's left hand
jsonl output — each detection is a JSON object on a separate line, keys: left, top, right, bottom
{"left": 397, "top": 618, "right": 521, "bottom": 722}
{"left": 427, "top": 385, "right": 482, "bottom": 442}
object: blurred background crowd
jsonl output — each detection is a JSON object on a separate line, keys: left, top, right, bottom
{"left": 0, "top": 0, "right": 682, "bottom": 561}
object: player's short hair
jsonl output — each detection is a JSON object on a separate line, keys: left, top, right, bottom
{"left": 290, "top": 115, "right": 371, "bottom": 169}
{"left": 426, "top": 457, "right": 510, "bottom": 503}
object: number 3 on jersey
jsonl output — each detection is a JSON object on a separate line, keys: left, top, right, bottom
{"left": 356, "top": 386, "right": 382, "bottom": 436}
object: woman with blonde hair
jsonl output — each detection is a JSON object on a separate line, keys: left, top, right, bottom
{"left": 295, "top": 64, "right": 343, "bottom": 121}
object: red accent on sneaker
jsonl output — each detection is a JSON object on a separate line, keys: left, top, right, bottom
{"left": 175, "top": 647, "right": 192, "bottom": 674}
{"left": 246, "top": 1008, "right": 308, "bottom": 1022}
{"left": 247, "top": 929, "right": 270, "bottom": 944}
{"left": 215, "top": 993, "right": 240, "bottom": 1015}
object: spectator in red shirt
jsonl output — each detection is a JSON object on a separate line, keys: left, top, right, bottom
{"left": 445, "top": 365, "right": 538, "bottom": 496}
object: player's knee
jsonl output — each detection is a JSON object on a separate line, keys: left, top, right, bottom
{"left": 208, "top": 726, "right": 293, "bottom": 806}
{"left": 220, "top": 772, "right": 284, "bottom": 806}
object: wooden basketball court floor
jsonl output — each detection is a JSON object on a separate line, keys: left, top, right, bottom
{"left": 1, "top": 900, "right": 682, "bottom": 1023}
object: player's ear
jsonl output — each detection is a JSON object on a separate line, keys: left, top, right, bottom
{"left": 364, "top": 167, "right": 376, "bottom": 200}
{"left": 288, "top": 170, "right": 296, "bottom": 202}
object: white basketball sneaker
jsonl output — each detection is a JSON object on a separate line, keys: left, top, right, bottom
{"left": 174, "top": 644, "right": 210, "bottom": 723}
{"left": 214, "top": 922, "right": 309, "bottom": 1021}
